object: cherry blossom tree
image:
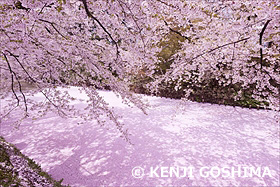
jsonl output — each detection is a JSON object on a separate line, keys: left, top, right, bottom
{"left": 0, "top": 0, "right": 155, "bottom": 139}
{"left": 1, "top": 0, "right": 279, "bottom": 137}
{"left": 147, "top": 0, "right": 279, "bottom": 110}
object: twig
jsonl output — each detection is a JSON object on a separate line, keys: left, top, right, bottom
{"left": 38, "top": 3, "right": 54, "bottom": 15}
{"left": 38, "top": 19, "right": 67, "bottom": 39}
{"left": 155, "top": 0, "right": 176, "bottom": 8}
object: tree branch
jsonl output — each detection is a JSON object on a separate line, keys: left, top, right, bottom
{"left": 117, "top": 0, "right": 146, "bottom": 51}
{"left": 259, "top": 19, "right": 271, "bottom": 69}
{"left": 14, "top": 1, "right": 30, "bottom": 11}
{"left": 6, "top": 51, "right": 67, "bottom": 116}
{"left": 39, "top": 19, "right": 67, "bottom": 39}
{"left": 80, "top": 0, "right": 119, "bottom": 55}
{"left": 2, "top": 52, "right": 20, "bottom": 107}
{"left": 38, "top": 2, "right": 54, "bottom": 15}
{"left": 155, "top": 0, "right": 176, "bottom": 8}
{"left": 6, "top": 51, "right": 37, "bottom": 83}
{"left": 190, "top": 37, "right": 251, "bottom": 62}
{"left": 2, "top": 52, "right": 28, "bottom": 116}
{"left": 164, "top": 21, "right": 191, "bottom": 43}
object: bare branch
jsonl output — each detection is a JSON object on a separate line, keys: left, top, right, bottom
{"left": 80, "top": 0, "right": 119, "bottom": 56}
{"left": 2, "top": 52, "right": 20, "bottom": 107}
{"left": 190, "top": 37, "right": 251, "bottom": 62}
{"left": 38, "top": 3, "right": 48, "bottom": 15}
{"left": 2, "top": 52, "right": 28, "bottom": 119}
{"left": 38, "top": 19, "right": 67, "bottom": 39}
{"left": 259, "top": 19, "right": 271, "bottom": 69}
{"left": 38, "top": 2, "right": 54, "bottom": 15}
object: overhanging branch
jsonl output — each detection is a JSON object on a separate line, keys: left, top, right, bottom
{"left": 2, "top": 52, "right": 20, "bottom": 107}
{"left": 190, "top": 37, "right": 251, "bottom": 62}
{"left": 2, "top": 52, "right": 28, "bottom": 116}
{"left": 6, "top": 51, "right": 67, "bottom": 116}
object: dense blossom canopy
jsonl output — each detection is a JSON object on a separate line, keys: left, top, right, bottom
{"left": 1, "top": 0, "right": 279, "bottom": 134}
